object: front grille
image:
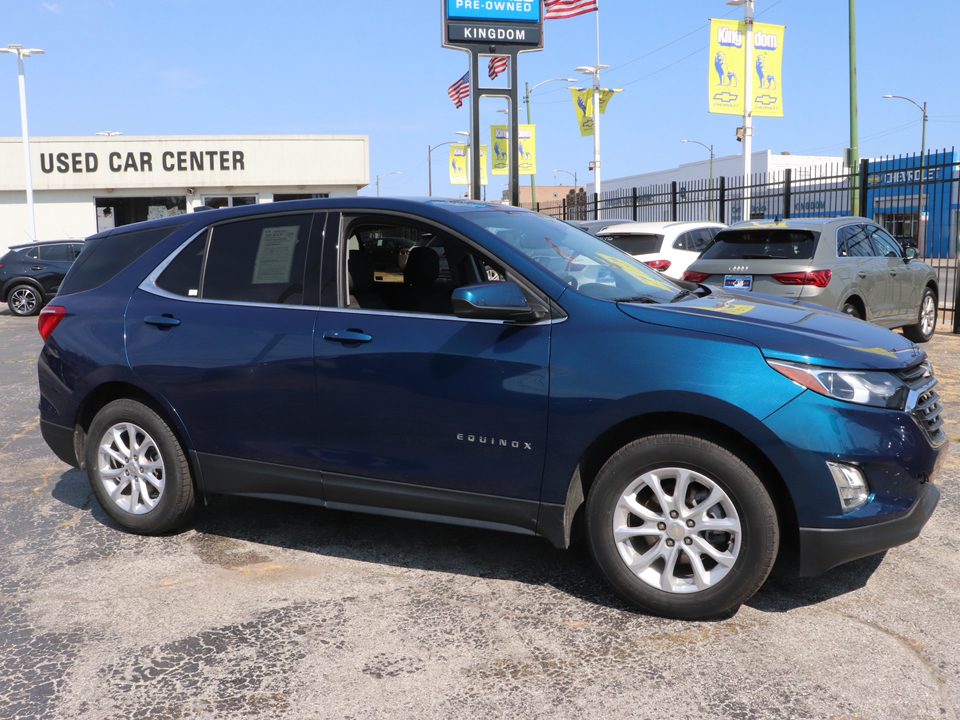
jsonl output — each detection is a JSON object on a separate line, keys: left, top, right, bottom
{"left": 897, "top": 362, "right": 947, "bottom": 446}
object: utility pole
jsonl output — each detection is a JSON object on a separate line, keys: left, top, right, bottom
{"left": 848, "top": 0, "right": 860, "bottom": 216}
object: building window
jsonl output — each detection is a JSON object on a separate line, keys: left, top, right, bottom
{"left": 95, "top": 196, "right": 186, "bottom": 229}
{"left": 273, "top": 193, "right": 330, "bottom": 202}
{"left": 202, "top": 195, "right": 258, "bottom": 209}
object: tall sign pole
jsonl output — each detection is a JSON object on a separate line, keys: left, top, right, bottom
{"left": 442, "top": 0, "right": 544, "bottom": 205}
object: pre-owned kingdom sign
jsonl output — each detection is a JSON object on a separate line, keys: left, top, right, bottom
{"left": 442, "top": 1, "right": 544, "bottom": 205}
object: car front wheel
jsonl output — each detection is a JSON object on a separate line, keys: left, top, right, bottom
{"left": 585, "top": 434, "right": 779, "bottom": 620}
{"left": 85, "top": 399, "right": 196, "bottom": 534}
{"left": 902, "top": 288, "right": 937, "bottom": 343}
{"left": 7, "top": 284, "right": 42, "bottom": 316}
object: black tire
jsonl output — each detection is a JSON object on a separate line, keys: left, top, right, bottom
{"left": 85, "top": 399, "right": 195, "bottom": 534}
{"left": 585, "top": 434, "right": 779, "bottom": 620}
{"left": 841, "top": 302, "right": 862, "bottom": 319}
{"left": 7, "top": 284, "right": 42, "bottom": 316}
{"left": 902, "top": 288, "right": 937, "bottom": 343}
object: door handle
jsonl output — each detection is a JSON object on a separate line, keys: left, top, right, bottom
{"left": 144, "top": 315, "right": 181, "bottom": 328}
{"left": 323, "top": 330, "right": 372, "bottom": 344}
{"left": 31, "top": 266, "right": 43, "bottom": 271}
{"left": 857, "top": 271, "right": 867, "bottom": 278}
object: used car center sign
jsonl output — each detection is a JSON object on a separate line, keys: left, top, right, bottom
{"left": 443, "top": 0, "right": 543, "bottom": 48}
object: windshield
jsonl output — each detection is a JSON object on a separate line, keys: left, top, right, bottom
{"left": 460, "top": 209, "right": 680, "bottom": 302}
{"left": 701, "top": 228, "right": 819, "bottom": 260}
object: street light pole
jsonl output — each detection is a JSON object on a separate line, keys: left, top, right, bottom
{"left": 376, "top": 171, "right": 402, "bottom": 197}
{"left": 726, "top": 0, "right": 753, "bottom": 221}
{"left": 575, "top": 64, "right": 608, "bottom": 213}
{"left": 883, "top": 94, "right": 928, "bottom": 251}
{"left": 428, "top": 132, "right": 469, "bottom": 196}
{"left": 524, "top": 77, "right": 576, "bottom": 210}
{"left": 681, "top": 140, "right": 715, "bottom": 221}
{"left": 0, "top": 44, "right": 45, "bottom": 242}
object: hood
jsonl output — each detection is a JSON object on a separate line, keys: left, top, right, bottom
{"left": 618, "top": 289, "right": 926, "bottom": 371}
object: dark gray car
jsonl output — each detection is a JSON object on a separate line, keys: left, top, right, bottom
{"left": 0, "top": 240, "right": 84, "bottom": 316}
{"left": 682, "top": 217, "right": 939, "bottom": 342}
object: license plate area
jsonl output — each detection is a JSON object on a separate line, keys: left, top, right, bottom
{"left": 724, "top": 274, "right": 753, "bottom": 291}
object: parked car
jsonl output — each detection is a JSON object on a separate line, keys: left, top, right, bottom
{"left": 596, "top": 221, "right": 725, "bottom": 278}
{"left": 682, "top": 217, "right": 939, "bottom": 342}
{"left": 0, "top": 240, "right": 84, "bottom": 316}
{"left": 563, "top": 219, "right": 628, "bottom": 236}
{"left": 37, "top": 199, "right": 945, "bottom": 620}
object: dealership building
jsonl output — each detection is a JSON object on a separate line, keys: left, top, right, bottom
{"left": 0, "top": 134, "right": 369, "bottom": 252}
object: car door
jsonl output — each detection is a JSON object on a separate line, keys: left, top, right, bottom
{"left": 835, "top": 223, "right": 890, "bottom": 319}
{"left": 314, "top": 211, "right": 552, "bottom": 526}
{"left": 33, "top": 243, "right": 80, "bottom": 296}
{"left": 126, "top": 212, "right": 326, "bottom": 498}
{"left": 868, "top": 224, "right": 919, "bottom": 319}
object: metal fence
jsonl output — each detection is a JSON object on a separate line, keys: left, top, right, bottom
{"left": 526, "top": 150, "right": 960, "bottom": 333}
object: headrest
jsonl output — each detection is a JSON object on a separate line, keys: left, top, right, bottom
{"left": 403, "top": 246, "right": 440, "bottom": 286}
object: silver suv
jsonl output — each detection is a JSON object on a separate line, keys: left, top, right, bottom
{"left": 683, "top": 217, "right": 939, "bottom": 342}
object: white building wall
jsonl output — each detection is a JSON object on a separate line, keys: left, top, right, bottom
{"left": 0, "top": 135, "right": 369, "bottom": 251}
{"left": 593, "top": 150, "right": 844, "bottom": 194}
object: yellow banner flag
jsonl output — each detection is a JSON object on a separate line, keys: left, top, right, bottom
{"left": 490, "top": 126, "right": 535, "bottom": 176}
{"left": 449, "top": 145, "right": 488, "bottom": 185}
{"left": 599, "top": 89, "right": 621, "bottom": 114}
{"left": 571, "top": 88, "right": 594, "bottom": 136}
{"left": 517, "top": 125, "right": 536, "bottom": 175}
{"left": 709, "top": 18, "right": 785, "bottom": 118}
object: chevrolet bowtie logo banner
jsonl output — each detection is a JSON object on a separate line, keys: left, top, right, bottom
{"left": 449, "top": 144, "right": 488, "bottom": 185}
{"left": 709, "top": 18, "right": 785, "bottom": 118}
{"left": 490, "top": 125, "right": 536, "bottom": 176}
{"left": 570, "top": 88, "right": 620, "bottom": 136}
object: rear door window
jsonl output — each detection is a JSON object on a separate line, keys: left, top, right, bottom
{"left": 837, "top": 225, "right": 874, "bottom": 257}
{"left": 157, "top": 214, "right": 317, "bottom": 306}
{"left": 700, "top": 228, "right": 819, "bottom": 260}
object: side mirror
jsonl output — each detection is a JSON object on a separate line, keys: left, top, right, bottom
{"left": 452, "top": 282, "right": 545, "bottom": 322}
{"left": 905, "top": 246, "right": 918, "bottom": 260}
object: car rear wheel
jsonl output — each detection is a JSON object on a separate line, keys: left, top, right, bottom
{"left": 85, "top": 399, "right": 195, "bottom": 534}
{"left": 585, "top": 434, "right": 779, "bottom": 620}
{"left": 902, "top": 288, "right": 937, "bottom": 343}
{"left": 7, "top": 284, "right": 42, "bottom": 316}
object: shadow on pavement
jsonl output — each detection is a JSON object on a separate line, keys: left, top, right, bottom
{"left": 52, "top": 467, "right": 887, "bottom": 618}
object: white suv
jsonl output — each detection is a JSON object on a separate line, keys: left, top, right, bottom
{"left": 597, "top": 221, "right": 725, "bottom": 279}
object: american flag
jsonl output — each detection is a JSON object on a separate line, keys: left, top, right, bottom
{"left": 544, "top": 0, "right": 598, "bottom": 20}
{"left": 488, "top": 56, "right": 508, "bottom": 80}
{"left": 448, "top": 71, "right": 470, "bottom": 109}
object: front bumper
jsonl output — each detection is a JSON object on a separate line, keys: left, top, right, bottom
{"left": 798, "top": 481, "right": 940, "bottom": 576}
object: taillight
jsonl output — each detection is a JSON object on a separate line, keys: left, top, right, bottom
{"left": 644, "top": 259, "right": 672, "bottom": 272}
{"left": 682, "top": 271, "right": 710, "bottom": 283}
{"left": 38, "top": 305, "right": 66, "bottom": 342}
{"left": 772, "top": 270, "right": 832, "bottom": 288}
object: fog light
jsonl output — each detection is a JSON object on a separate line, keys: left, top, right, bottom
{"left": 826, "top": 461, "right": 870, "bottom": 512}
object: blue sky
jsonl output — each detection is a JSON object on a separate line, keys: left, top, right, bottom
{"left": 3, "top": 1, "right": 958, "bottom": 200}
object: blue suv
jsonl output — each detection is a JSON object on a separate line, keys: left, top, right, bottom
{"left": 36, "top": 198, "right": 946, "bottom": 619}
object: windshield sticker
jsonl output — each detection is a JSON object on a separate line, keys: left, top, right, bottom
{"left": 596, "top": 252, "right": 674, "bottom": 291}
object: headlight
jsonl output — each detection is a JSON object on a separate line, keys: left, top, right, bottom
{"left": 767, "top": 359, "right": 909, "bottom": 410}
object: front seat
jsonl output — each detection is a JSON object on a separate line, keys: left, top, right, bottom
{"left": 348, "top": 251, "right": 387, "bottom": 309}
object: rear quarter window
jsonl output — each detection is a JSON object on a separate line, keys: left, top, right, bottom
{"left": 700, "top": 228, "right": 819, "bottom": 261}
{"left": 58, "top": 225, "right": 183, "bottom": 296}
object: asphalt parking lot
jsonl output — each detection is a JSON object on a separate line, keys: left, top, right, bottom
{"left": 1, "top": 309, "right": 958, "bottom": 720}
